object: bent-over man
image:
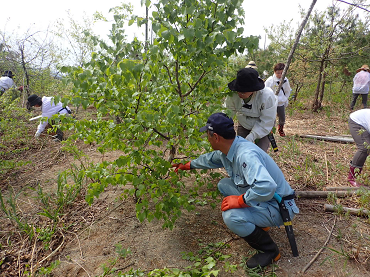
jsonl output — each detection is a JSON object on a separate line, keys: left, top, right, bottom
{"left": 172, "top": 112, "right": 299, "bottom": 268}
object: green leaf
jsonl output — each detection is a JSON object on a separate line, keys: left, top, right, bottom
{"left": 161, "top": 30, "right": 171, "bottom": 40}
{"left": 183, "top": 28, "right": 195, "bottom": 40}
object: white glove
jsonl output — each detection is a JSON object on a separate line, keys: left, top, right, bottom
{"left": 35, "top": 131, "right": 41, "bottom": 138}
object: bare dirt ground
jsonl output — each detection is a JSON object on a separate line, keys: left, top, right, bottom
{"left": 1, "top": 108, "right": 370, "bottom": 277}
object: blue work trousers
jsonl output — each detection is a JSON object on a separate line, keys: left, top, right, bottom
{"left": 218, "top": 178, "right": 298, "bottom": 237}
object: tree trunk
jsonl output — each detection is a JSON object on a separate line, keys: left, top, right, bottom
{"left": 312, "top": 59, "right": 325, "bottom": 111}
{"left": 292, "top": 83, "right": 303, "bottom": 101}
{"left": 275, "top": 0, "right": 317, "bottom": 95}
{"left": 318, "top": 63, "right": 327, "bottom": 104}
{"left": 19, "top": 46, "right": 30, "bottom": 97}
{"left": 312, "top": 44, "right": 332, "bottom": 112}
{"left": 145, "top": 6, "right": 149, "bottom": 51}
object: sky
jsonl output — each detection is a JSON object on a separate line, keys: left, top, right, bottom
{"left": 0, "top": 0, "right": 364, "bottom": 49}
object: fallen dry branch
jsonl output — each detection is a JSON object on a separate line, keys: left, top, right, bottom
{"left": 296, "top": 191, "right": 356, "bottom": 198}
{"left": 325, "top": 187, "right": 362, "bottom": 191}
{"left": 30, "top": 227, "right": 39, "bottom": 276}
{"left": 33, "top": 232, "right": 65, "bottom": 272}
{"left": 299, "top": 134, "right": 354, "bottom": 143}
{"left": 324, "top": 204, "right": 370, "bottom": 217}
{"left": 302, "top": 216, "right": 336, "bottom": 273}
{"left": 71, "top": 259, "right": 91, "bottom": 277}
{"left": 324, "top": 152, "right": 329, "bottom": 184}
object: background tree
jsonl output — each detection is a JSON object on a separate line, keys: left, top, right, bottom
{"left": 299, "top": 1, "right": 368, "bottom": 111}
{"left": 53, "top": 10, "right": 99, "bottom": 67}
{"left": 243, "top": 1, "right": 370, "bottom": 107}
{"left": 0, "top": 27, "right": 64, "bottom": 104}
{"left": 60, "top": 0, "right": 258, "bottom": 228}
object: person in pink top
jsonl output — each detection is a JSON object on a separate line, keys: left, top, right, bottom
{"left": 350, "top": 65, "right": 370, "bottom": 110}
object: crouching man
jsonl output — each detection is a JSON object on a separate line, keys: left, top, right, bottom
{"left": 27, "top": 94, "right": 72, "bottom": 141}
{"left": 172, "top": 112, "right": 299, "bottom": 268}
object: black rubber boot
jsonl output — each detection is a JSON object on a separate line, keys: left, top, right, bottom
{"left": 242, "top": 226, "right": 280, "bottom": 268}
{"left": 55, "top": 129, "right": 64, "bottom": 141}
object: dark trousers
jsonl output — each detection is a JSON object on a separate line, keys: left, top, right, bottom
{"left": 277, "top": 105, "right": 286, "bottom": 126}
{"left": 237, "top": 124, "right": 270, "bottom": 153}
{"left": 46, "top": 123, "right": 64, "bottom": 141}
{"left": 350, "top": 93, "right": 368, "bottom": 110}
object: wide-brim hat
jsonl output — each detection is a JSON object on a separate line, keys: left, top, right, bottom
{"left": 228, "top": 68, "right": 265, "bottom": 92}
{"left": 2, "top": 70, "right": 14, "bottom": 78}
{"left": 356, "top": 64, "right": 370, "bottom": 73}
{"left": 27, "top": 94, "right": 42, "bottom": 107}
{"left": 245, "top": 61, "right": 257, "bottom": 69}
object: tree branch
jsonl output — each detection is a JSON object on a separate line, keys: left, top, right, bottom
{"left": 175, "top": 60, "right": 182, "bottom": 97}
{"left": 163, "top": 63, "right": 173, "bottom": 84}
{"left": 183, "top": 70, "right": 210, "bottom": 97}
{"left": 276, "top": 0, "right": 317, "bottom": 95}
{"left": 336, "top": 0, "right": 370, "bottom": 12}
{"left": 302, "top": 216, "right": 336, "bottom": 273}
{"left": 153, "top": 128, "right": 170, "bottom": 140}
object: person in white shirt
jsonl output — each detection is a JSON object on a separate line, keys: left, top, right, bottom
{"left": 348, "top": 109, "right": 370, "bottom": 187}
{"left": 265, "top": 63, "right": 292, "bottom": 137}
{"left": 350, "top": 65, "right": 370, "bottom": 110}
{"left": 0, "top": 70, "right": 23, "bottom": 96}
{"left": 225, "top": 68, "right": 277, "bottom": 152}
{"left": 27, "top": 94, "right": 71, "bottom": 141}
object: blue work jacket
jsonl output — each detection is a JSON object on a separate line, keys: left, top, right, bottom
{"left": 191, "top": 136, "right": 295, "bottom": 207}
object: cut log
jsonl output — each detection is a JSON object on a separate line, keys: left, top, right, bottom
{"left": 296, "top": 191, "right": 356, "bottom": 198}
{"left": 324, "top": 204, "right": 370, "bottom": 217}
{"left": 300, "top": 134, "right": 354, "bottom": 143}
{"left": 326, "top": 187, "right": 365, "bottom": 191}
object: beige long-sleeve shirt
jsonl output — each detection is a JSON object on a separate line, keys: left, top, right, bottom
{"left": 225, "top": 87, "right": 277, "bottom": 142}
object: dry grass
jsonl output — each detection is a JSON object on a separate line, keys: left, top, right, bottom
{"left": 1, "top": 97, "right": 370, "bottom": 276}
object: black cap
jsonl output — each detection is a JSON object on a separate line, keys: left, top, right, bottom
{"left": 27, "top": 94, "right": 42, "bottom": 107}
{"left": 228, "top": 68, "right": 264, "bottom": 92}
{"left": 199, "top": 113, "right": 235, "bottom": 138}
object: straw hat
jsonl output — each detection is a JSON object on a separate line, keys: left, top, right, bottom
{"left": 245, "top": 61, "right": 257, "bottom": 69}
{"left": 356, "top": 64, "right": 370, "bottom": 73}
